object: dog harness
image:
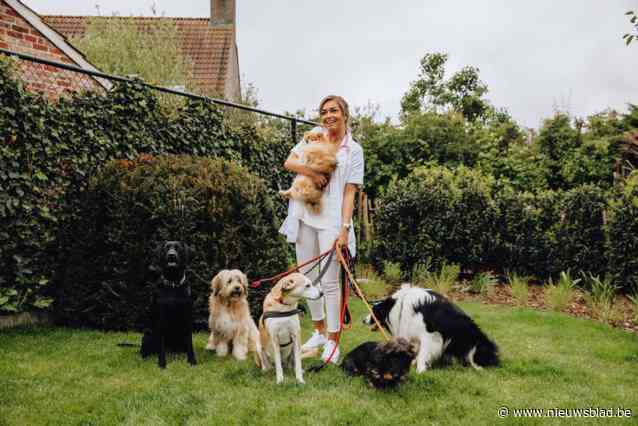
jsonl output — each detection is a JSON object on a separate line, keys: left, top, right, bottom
{"left": 261, "top": 309, "right": 305, "bottom": 347}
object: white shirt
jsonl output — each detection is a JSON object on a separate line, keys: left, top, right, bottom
{"left": 279, "top": 127, "right": 365, "bottom": 256}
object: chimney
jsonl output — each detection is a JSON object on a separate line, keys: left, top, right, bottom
{"left": 210, "top": 0, "right": 235, "bottom": 25}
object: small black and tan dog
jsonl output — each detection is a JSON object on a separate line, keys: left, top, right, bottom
{"left": 140, "top": 241, "right": 197, "bottom": 369}
{"left": 341, "top": 337, "right": 419, "bottom": 390}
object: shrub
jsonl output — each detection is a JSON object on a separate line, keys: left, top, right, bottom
{"left": 54, "top": 155, "right": 288, "bottom": 330}
{"left": 552, "top": 185, "right": 608, "bottom": 278}
{"left": 373, "top": 165, "right": 497, "bottom": 273}
{"left": 545, "top": 271, "right": 579, "bottom": 312}
{"left": 491, "top": 187, "right": 559, "bottom": 277}
{"left": 606, "top": 171, "right": 638, "bottom": 293}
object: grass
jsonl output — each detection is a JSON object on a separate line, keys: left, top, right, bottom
{"left": 2, "top": 300, "right": 637, "bottom": 426}
{"left": 507, "top": 272, "right": 529, "bottom": 306}
{"left": 382, "top": 261, "right": 402, "bottom": 286}
{"left": 412, "top": 261, "right": 460, "bottom": 296}
{"left": 582, "top": 273, "right": 619, "bottom": 323}
{"left": 545, "top": 271, "right": 579, "bottom": 312}
{"left": 467, "top": 271, "right": 498, "bottom": 296}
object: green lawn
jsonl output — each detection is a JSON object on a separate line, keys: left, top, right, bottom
{"left": 1, "top": 299, "right": 637, "bottom": 426}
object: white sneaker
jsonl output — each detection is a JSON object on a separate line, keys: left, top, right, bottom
{"left": 302, "top": 330, "right": 327, "bottom": 352}
{"left": 321, "top": 340, "right": 340, "bottom": 364}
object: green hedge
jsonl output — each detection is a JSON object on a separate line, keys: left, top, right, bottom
{"left": 607, "top": 173, "right": 638, "bottom": 293}
{"left": 0, "top": 59, "right": 292, "bottom": 314}
{"left": 373, "top": 166, "right": 610, "bottom": 281}
{"left": 55, "top": 155, "right": 287, "bottom": 330}
{"left": 372, "top": 165, "right": 497, "bottom": 274}
{"left": 490, "top": 187, "right": 558, "bottom": 276}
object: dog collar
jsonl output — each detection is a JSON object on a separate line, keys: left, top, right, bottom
{"left": 261, "top": 309, "right": 304, "bottom": 320}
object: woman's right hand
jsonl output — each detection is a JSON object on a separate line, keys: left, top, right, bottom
{"left": 311, "top": 172, "right": 328, "bottom": 188}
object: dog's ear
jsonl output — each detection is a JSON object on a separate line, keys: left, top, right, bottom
{"left": 239, "top": 271, "right": 248, "bottom": 293}
{"left": 211, "top": 270, "right": 226, "bottom": 295}
{"left": 270, "top": 284, "right": 283, "bottom": 302}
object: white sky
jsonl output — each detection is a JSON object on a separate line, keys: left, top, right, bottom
{"left": 22, "top": 0, "right": 638, "bottom": 129}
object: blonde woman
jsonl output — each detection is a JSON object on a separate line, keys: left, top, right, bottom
{"left": 279, "top": 95, "right": 364, "bottom": 363}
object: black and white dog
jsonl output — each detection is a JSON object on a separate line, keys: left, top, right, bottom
{"left": 364, "top": 287, "right": 499, "bottom": 372}
{"left": 140, "top": 241, "right": 196, "bottom": 369}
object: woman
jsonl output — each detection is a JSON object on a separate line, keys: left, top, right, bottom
{"left": 279, "top": 95, "right": 364, "bottom": 363}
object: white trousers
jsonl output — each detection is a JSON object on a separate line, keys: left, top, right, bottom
{"left": 295, "top": 221, "right": 341, "bottom": 333}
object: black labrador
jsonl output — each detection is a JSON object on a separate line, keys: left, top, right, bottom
{"left": 141, "top": 241, "right": 197, "bottom": 369}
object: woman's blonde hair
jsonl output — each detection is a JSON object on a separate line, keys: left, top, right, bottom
{"left": 319, "top": 95, "right": 350, "bottom": 130}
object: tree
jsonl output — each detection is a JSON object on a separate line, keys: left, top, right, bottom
{"left": 624, "top": 11, "right": 637, "bottom": 45}
{"left": 72, "top": 17, "right": 194, "bottom": 91}
{"left": 400, "top": 52, "right": 492, "bottom": 122}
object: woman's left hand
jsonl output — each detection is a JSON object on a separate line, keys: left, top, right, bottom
{"left": 337, "top": 226, "right": 349, "bottom": 249}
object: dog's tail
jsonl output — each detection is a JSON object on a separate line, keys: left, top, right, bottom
{"left": 117, "top": 342, "right": 140, "bottom": 348}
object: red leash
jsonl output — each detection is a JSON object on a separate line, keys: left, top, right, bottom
{"left": 250, "top": 240, "right": 337, "bottom": 289}
{"left": 308, "top": 243, "right": 353, "bottom": 370}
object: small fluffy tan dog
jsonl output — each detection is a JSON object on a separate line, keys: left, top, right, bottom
{"left": 206, "top": 269, "right": 262, "bottom": 365}
{"left": 279, "top": 131, "right": 338, "bottom": 213}
{"left": 259, "top": 272, "right": 322, "bottom": 384}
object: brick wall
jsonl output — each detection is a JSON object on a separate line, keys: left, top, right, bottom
{"left": 0, "top": 1, "right": 101, "bottom": 98}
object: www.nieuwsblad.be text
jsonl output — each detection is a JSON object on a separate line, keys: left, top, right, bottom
{"left": 498, "top": 406, "right": 633, "bottom": 418}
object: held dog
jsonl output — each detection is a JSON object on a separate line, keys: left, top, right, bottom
{"left": 206, "top": 269, "right": 262, "bottom": 365}
{"left": 279, "top": 131, "right": 338, "bottom": 214}
{"left": 341, "top": 337, "right": 419, "bottom": 390}
{"left": 259, "top": 273, "right": 322, "bottom": 384}
{"left": 140, "top": 241, "right": 196, "bottom": 369}
{"left": 364, "top": 287, "right": 499, "bottom": 373}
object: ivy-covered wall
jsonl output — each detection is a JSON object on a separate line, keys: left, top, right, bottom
{"left": 0, "top": 59, "right": 293, "bottom": 314}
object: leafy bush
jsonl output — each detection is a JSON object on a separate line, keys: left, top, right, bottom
{"left": 545, "top": 271, "right": 579, "bottom": 312}
{"left": 552, "top": 185, "right": 608, "bottom": 278}
{"left": 491, "top": 187, "right": 560, "bottom": 277}
{"left": 606, "top": 171, "right": 638, "bottom": 293}
{"left": 54, "top": 155, "right": 288, "bottom": 330}
{"left": 373, "top": 165, "right": 497, "bottom": 273}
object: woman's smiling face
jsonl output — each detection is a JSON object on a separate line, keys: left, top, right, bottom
{"left": 320, "top": 100, "right": 346, "bottom": 133}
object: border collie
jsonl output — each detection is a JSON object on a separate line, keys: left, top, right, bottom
{"left": 364, "top": 287, "right": 499, "bottom": 372}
